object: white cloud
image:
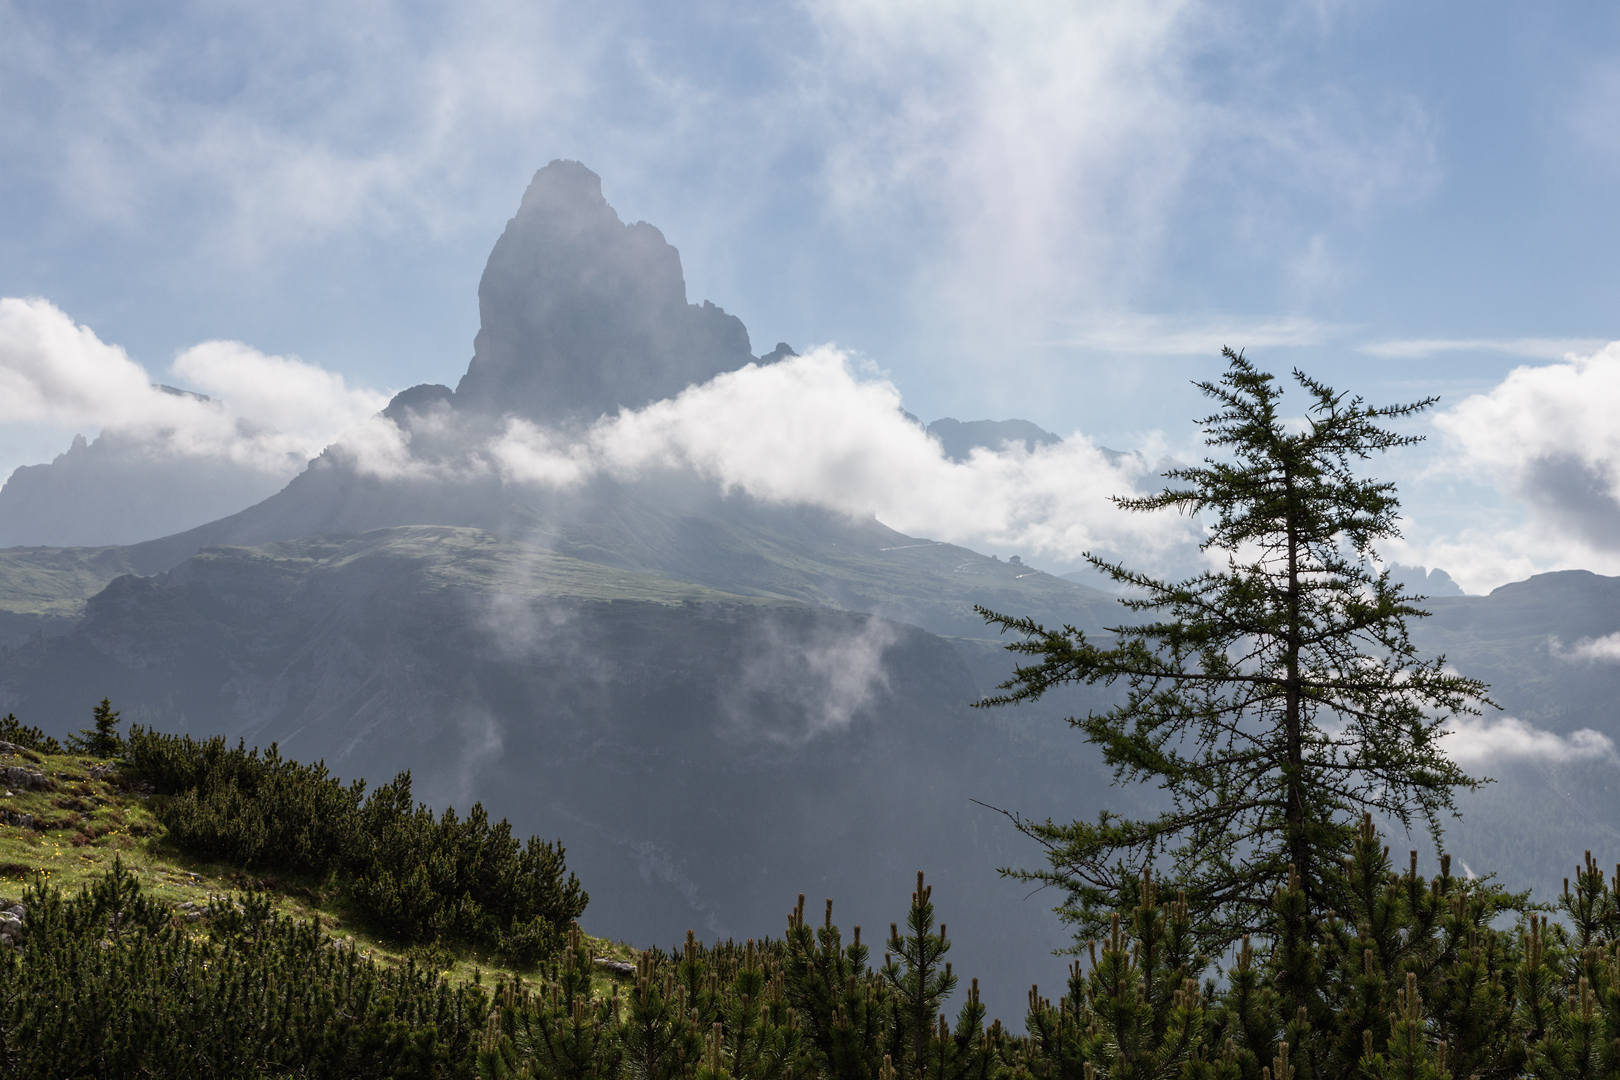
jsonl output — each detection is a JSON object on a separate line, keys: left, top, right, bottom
{"left": 1443, "top": 714, "right": 1617, "bottom": 767}
{"left": 333, "top": 346, "right": 1191, "bottom": 567}
{"left": 474, "top": 347, "right": 1192, "bottom": 567}
{"left": 1432, "top": 341, "right": 1620, "bottom": 556}
{"left": 1361, "top": 338, "right": 1608, "bottom": 360}
{"left": 1049, "top": 313, "right": 1340, "bottom": 355}
{"left": 0, "top": 296, "right": 385, "bottom": 474}
{"left": 1551, "top": 632, "right": 1620, "bottom": 664}
{"left": 1373, "top": 531, "right": 1541, "bottom": 599}
{"left": 0, "top": 296, "right": 167, "bottom": 430}
{"left": 171, "top": 339, "right": 388, "bottom": 453}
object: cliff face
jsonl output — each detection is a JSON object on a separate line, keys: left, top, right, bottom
{"left": 455, "top": 160, "right": 756, "bottom": 422}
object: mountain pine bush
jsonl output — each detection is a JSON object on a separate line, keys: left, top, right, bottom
{"left": 0, "top": 860, "right": 488, "bottom": 1078}
{"left": 0, "top": 712, "right": 62, "bottom": 755}
{"left": 6, "top": 829, "right": 1620, "bottom": 1079}
{"left": 121, "top": 726, "right": 586, "bottom": 963}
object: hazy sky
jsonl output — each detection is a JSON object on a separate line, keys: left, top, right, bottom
{"left": 3, "top": 1, "right": 1620, "bottom": 589}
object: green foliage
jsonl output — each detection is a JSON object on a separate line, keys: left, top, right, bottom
{"left": 11, "top": 837, "right": 1620, "bottom": 1080}
{"left": 884, "top": 872, "right": 959, "bottom": 1076}
{"left": 0, "top": 860, "right": 489, "bottom": 1078}
{"left": 976, "top": 350, "right": 1487, "bottom": 952}
{"left": 1008, "top": 827, "right": 1620, "bottom": 1080}
{"left": 1023, "top": 870, "right": 1217, "bottom": 1080}
{"left": 122, "top": 725, "right": 586, "bottom": 962}
{"left": 479, "top": 878, "right": 1011, "bottom": 1080}
{"left": 65, "top": 697, "right": 124, "bottom": 758}
{"left": 0, "top": 711, "right": 62, "bottom": 755}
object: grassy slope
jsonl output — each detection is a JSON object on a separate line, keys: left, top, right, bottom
{"left": 214, "top": 525, "right": 790, "bottom": 608}
{"left": 0, "top": 744, "right": 636, "bottom": 993}
{"left": 0, "top": 526, "right": 792, "bottom": 620}
{"left": 0, "top": 507, "right": 1117, "bottom": 645}
{"left": 515, "top": 494, "right": 1120, "bottom": 638}
{"left": 0, "top": 546, "right": 137, "bottom": 617}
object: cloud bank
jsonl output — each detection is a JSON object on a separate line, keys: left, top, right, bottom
{"left": 345, "top": 347, "right": 1194, "bottom": 569}
{"left": 1367, "top": 339, "right": 1620, "bottom": 594}
{"left": 0, "top": 296, "right": 387, "bottom": 473}
{"left": 1430, "top": 341, "right": 1620, "bottom": 559}
{"left": 0, "top": 300, "right": 1181, "bottom": 560}
{"left": 1442, "top": 714, "right": 1617, "bottom": 767}
{"left": 1551, "top": 632, "right": 1620, "bottom": 664}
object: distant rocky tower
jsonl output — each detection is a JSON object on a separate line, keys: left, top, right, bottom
{"left": 455, "top": 159, "right": 757, "bottom": 422}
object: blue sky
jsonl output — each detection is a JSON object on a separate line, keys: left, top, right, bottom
{"left": 3, "top": 1, "right": 1620, "bottom": 588}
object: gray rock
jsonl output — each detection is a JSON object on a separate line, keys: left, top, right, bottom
{"left": 455, "top": 159, "right": 755, "bottom": 423}
{"left": 0, "top": 766, "right": 51, "bottom": 791}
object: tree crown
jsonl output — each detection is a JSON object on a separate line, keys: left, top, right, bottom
{"left": 977, "top": 349, "right": 1489, "bottom": 953}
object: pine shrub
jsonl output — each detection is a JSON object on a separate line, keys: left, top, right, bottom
{"left": 11, "top": 837, "right": 1620, "bottom": 1080}
{"left": 121, "top": 726, "right": 586, "bottom": 961}
{"left": 0, "top": 712, "right": 62, "bottom": 755}
{"left": 0, "top": 861, "right": 487, "bottom": 1078}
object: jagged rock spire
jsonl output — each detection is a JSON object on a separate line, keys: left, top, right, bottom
{"left": 455, "top": 159, "right": 755, "bottom": 423}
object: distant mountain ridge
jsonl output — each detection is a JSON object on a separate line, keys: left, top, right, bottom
{"left": 0, "top": 429, "right": 295, "bottom": 549}
{"left": 926, "top": 418, "right": 1062, "bottom": 463}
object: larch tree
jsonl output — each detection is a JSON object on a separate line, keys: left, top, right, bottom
{"left": 976, "top": 349, "right": 1489, "bottom": 957}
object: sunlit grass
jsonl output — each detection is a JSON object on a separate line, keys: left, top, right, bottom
{"left": 0, "top": 748, "right": 637, "bottom": 994}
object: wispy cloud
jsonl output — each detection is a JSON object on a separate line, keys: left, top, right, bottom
{"left": 0, "top": 1, "right": 1447, "bottom": 356}
{"left": 1048, "top": 313, "right": 1341, "bottom": 355}
{"left": 1443, "top": 714, "right": 1617, "bottom": 767}
{"left": 800, "top": 1, "right": 1439, "bottom": 352}
{"left": 0, "top": 2, "right": 600, "bottom": 260}
{"left": 721, "top": 614, "right": 900, "bottom": 746}
{"left": 1361, "top": 338, "right": 1609, "bottom": 360}
{"left": 1551, "top": 632, "right": 1620, "bottom": 664}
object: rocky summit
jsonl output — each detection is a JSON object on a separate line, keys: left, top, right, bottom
{"left": 455, "top": 159, "right": 758, "bottom": 422}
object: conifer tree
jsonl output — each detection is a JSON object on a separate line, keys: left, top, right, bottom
{"left": 977, "top": 349, "right": 1487, "bottom": 956}
{"left": 883, "top": 873, "right": 958, "bottom": 1079}
{"left": 66, "top": 697, "right": 123, "bottom": 758}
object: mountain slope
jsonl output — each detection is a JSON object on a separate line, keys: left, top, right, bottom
{"left": 0, "top": 544, "right": 139, "bottom": 644}
{"left": 0, "top": 525, "right": 1141, "bottom": 1017}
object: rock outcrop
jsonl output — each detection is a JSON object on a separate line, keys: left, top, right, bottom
{"left": 455, "top": 159, "right": 757, "bottom": 423}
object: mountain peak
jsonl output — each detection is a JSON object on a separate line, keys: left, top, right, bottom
{"left": 455, "top": 159, "right": 755, "bottom": 423}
